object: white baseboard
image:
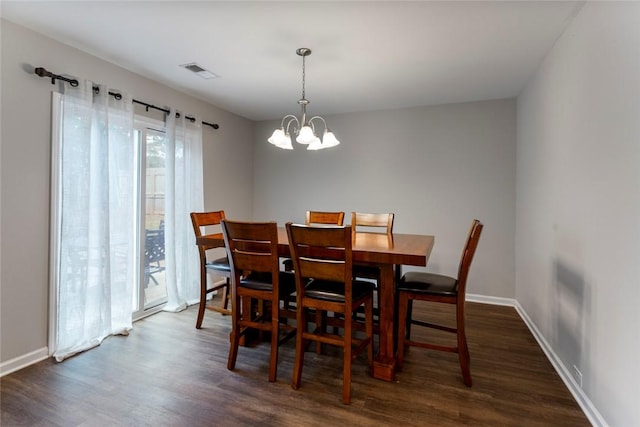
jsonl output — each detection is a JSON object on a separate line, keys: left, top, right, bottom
{"left": 0, "top": 347, "right": 49, "bottom": 377}
{"left": 513, "top": 302, "right": 607, "bottom": 427}
{"left": 466, "top": 295, "right": 605, "bottom": 426}
{"left": 467, "top": 293, "right": 516, "bottom": 306}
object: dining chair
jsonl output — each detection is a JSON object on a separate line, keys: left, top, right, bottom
{"left": 144, "top": 227, "right": 165, "bottom": 287}
{"left": 286, "top": 222, "right": 374, "bottom": 404}
{"left": 282, "top": 210, "right": 345, "bottom": 272}
{"left": 350, "top": 212, "right": 396, "bottom": 316}
{"left": 221, "top": 219, "right": 296, "bottom": 382}
{"left": 396, "top": 219, "right": 483, "bottom": 387}
{"left": 190, "top": 211, "right": 232, "bottom": 329}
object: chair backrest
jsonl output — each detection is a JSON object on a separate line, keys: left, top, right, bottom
{"left": 190, "top": 211, "right": 225, "bottom": 249}
{"left": 305, "top": 210, "right": 345, "bottom": 226}
{"left": 351, "top": 212, "right": 394, "bottom": 236}
{"left": 145, "top": 228, "right": 165, "bottom": 265}
{"left": 286, "top": 223, "right": 354, "bottom": 301}
{"left": 221, "top": 219, "right": 281, "bottom": 281}
{"left": 191, "top": 211, "right": 226, "bottom": 268}
{"left": 455, "top": 219, "right": 483, "bottom": 299}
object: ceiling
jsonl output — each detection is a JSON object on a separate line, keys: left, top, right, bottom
{"left": 1, "top": 1, "right": 583, "bottom": 121}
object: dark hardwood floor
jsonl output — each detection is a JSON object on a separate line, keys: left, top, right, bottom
{"left": 1, "top": 301, "right": 589, "bottom": 426}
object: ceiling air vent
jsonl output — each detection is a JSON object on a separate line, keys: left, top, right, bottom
{"left": 180, "top": 63, "right": 218, "bottom": 79}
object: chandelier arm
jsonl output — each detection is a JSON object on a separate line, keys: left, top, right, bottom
{"left": 308, "top": 115, "right": 329, "bottom": 133}
{"left": 282, "top": 115, "right": 300, "bottom": 134}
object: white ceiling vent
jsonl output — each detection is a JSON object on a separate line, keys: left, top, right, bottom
{"left": 180, "top": 63, "right": 218, "bottom": 79}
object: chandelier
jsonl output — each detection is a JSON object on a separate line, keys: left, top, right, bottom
{"left": 268, "top": 48, "right": 340, "bottom": 150}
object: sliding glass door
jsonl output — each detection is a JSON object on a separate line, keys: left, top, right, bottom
{"left": 133, "top": 120, "right": 168, "bottom": 318}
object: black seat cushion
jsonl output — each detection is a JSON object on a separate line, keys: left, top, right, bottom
{"left": 397, "top": 271, "right": 458, "bottom": 297}
{"left": 206, "top": 256, "right": 231, "bottom": 273}
{"left": 282, "top": 258, "right": 294, "bottom": 270}
{"left": 240, "top": 271, "right": 296, "bottom": 296}
{"left": 352, "top": 264, "right": 381, "bottom": 280}
{"left": 305, "top": 279, "right": 374, "bottom": 303}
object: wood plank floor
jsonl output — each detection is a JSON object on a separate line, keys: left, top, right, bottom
{"left": 1, "top": 302, "right": 589, "bottom": 426}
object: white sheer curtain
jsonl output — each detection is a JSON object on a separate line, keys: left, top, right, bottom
{"left": 163, "top": 109, "right": 204, "bottom": 312}
{"left": 51, "top": 81, "right": 135, "bottom": 361}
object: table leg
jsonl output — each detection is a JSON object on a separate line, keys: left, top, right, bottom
{"left": 372, "top": 263, "right": 397, "bottom": 381}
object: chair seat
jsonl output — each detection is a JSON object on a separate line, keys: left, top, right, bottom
{"left": 206, "top": 256, "right": 231, "bottom": 273}
{"left": 352, "top": 263, "right": 380, "bottom": 280}
{"left": 398, "top": 271, "right": 458, "bottom": 296}
{"left": 282, "top": 258, "right": 294, "bottom": 271}
{"left": 305, "top": 279, "right": 374, "bottom": 303}
{"left": 241, "top": 271, "right": 296, "bottom": 295}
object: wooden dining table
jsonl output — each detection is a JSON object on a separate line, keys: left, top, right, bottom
{"left": 196, "top": 227, "right": 434, "bottom": 382}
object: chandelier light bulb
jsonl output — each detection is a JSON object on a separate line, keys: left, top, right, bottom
{"left": 296, "top": 126, "right": 316, "bottom": 144}
{"left": 322, "top": 130, "right": 340, "bottom": 148}
{"left": 307, "top": 137, "right": 323, "bottom": 150}
{"left": 268, "top": 128, "right": 285, "bottom": 146}
{"left": 279, "top": 133, "right": 294, "bottom": 150}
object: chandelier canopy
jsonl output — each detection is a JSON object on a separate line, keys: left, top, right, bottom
{"left": 268, "top": 48, "right": 340, "bottom": 150}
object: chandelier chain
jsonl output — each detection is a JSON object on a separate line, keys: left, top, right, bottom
{"left": 301, "top": 54, "right": 306, "bottom": 100}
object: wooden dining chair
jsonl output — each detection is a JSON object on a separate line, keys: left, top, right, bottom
{"left": 221, "top": 219, "right": 296, "bottom": 382}
{"left": 143, "top": 227, "right": 165, "bottom": 287}
{"left": 282, "top": 210, "right": 345, "bottom": 272}
{"left": 396, "top": 219, "right": 483, "bottom": 387}
{"left": 286, "top": 222, "right": 374, "bottom": 404}
{"left": 350, "top": 212, "right": 396, "bottom": 315}
{"left": 190, "top": 211, "right": 232, "bottom": 329}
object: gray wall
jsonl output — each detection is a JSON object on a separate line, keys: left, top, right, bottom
{"left": 0, "top": 20, "right": 254, "bottom": 364}
{"left": 254, "top": 99, "right": 516, "bottom": 299}
{"left": 516, "top": 2, "right": 640, "bottom": 425}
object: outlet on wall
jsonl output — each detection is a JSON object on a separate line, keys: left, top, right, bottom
{"left": 572, "top": 365, "right": 583, "bottom": 388}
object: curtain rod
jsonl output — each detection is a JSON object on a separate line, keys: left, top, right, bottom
{"left": 34, "top": 67, "right": 219, "bottom": 130}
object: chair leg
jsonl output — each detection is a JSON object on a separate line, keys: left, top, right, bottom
{"left": 457, "top": 303, "right": 472, "bottom": 387}
{"left": 221, "top": 278, "right": 230, "bottom": 311}
{"left": 292, "top": 307, "right": 306, "bottom": 390}
{"left": 396, "top": 291, "right": 409, "bottom": 371}
{"left": 458, "top": 336, "right": 472, "bottom": 387}
{"left": 405, "top": 299, "right": 413, "bottom": 339}
{"left": 268, "top": 305, "right": 280, "bottom": 382}
{"left": 394, "top": 264, "right": 402, "bottom": 285}
{"left": 316, "top": 309, "right": 325, "bottom": 355}
{"left": 149, "top": 274, "right": 159, "bottom": 286}
{"left": 257, "top": 300, "right": 265, "bottom": 342}
{"left": 342, "top": 309, "right": 353, "bottom": 405}
{"left": 196, "top": 267, "right": 207, "bottom": 329}
{"left": 375, "top": 286, "right": 381, "bottom": 320}
{"left": 366, "top": 299, "right": 374, "bottom": 366}
{"left": 227, "top": 296, "right": 242, "bottom": 371}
